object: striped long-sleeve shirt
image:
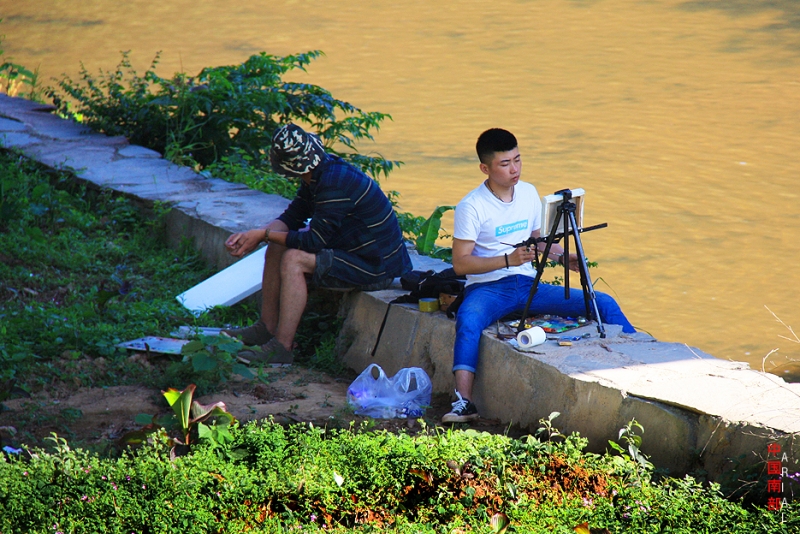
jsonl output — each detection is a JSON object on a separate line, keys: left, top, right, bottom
{"left": 278, "top": 155, "right": 412, "bottom": 286}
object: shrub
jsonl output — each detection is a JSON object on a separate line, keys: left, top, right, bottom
{"left": 49, "top": 50, "right": 400, "bottom": 181}
{"left": 1, "top": 422, "right": 790, "bottom": 533}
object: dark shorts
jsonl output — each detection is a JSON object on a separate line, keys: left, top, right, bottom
{"left": 311, "top": 249, "right": 393, "bottom": 291}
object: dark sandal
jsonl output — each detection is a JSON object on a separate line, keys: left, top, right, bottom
{"left": 237, "top": 338, "right": 294, "bottom": 367}
{"left": 222, "top": 321, "right": 273, "bottom": 346}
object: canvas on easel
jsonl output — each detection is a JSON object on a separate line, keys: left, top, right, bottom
{"left": 541, "top": 187, "right": 585, "bottom": 236}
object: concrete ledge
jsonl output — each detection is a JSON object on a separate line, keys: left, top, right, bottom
{"left": 2, "top": 94, "right": 798, "bottom": 480}
{"left": 339, "top": 290, "right": 800, "bottom": 476}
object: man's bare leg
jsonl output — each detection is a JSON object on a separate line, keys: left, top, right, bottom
{"left": 259, "top": 242, "right": 286, "bottom": 334}
{"left": 274, "top": 248, "right": 317, "bottom": 351}
{"left": 442, "top": 369, "right": 479, "bottom": 423}
{"left": 455, "top": 370, "right": 475, "bottom": 401}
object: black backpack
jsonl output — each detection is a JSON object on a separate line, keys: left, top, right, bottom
{"left": 394, "top": 268, "right": 466, "bottom": 310}
{"left": 370, "top": 268, "right": 466, "bottom": 357}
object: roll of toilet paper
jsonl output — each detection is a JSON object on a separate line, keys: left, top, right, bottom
{"left": 517, "top": 326, "right": 546, "bottom": 349}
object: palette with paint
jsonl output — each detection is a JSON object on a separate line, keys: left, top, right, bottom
{"left": 507, "top": 315, "right": 584, "bottom": 334}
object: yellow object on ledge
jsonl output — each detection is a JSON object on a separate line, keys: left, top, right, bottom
{"left": 418, "top": 298, "right": 438, "bottom": 313}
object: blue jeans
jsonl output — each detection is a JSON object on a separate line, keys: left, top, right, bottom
{"left": 453, "top": 275, "right": 635, "bottom": 373}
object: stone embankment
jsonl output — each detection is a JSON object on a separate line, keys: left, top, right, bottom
{"left": 2, "top": 94, "right": 798, "bottom": 479}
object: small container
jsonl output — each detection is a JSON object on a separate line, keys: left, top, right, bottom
{"left": 418, "top": 298, "right": 438, "bottom": 312}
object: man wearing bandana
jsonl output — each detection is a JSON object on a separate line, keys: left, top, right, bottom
{"left": 223, "top": 124, "right": 412, "bottom": 365}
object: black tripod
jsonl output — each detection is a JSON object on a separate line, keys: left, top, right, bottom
{"left": 515, "top": 189, "right": 608, "bottom": 339}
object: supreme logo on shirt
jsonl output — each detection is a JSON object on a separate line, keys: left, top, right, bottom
{"left": 496, "top": 219, "right": 528, "bottom": 237}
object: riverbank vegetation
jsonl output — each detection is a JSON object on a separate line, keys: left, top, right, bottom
{"left": 4, "top": 416, "right": 791, "bottom": 534}
{"left": 0, "top": 43, "right": 794, "bottom": 531}
{"left": 47, "top": 49, "right": 452, "bottom": 261}
{"left": 0, "top": 128, "right": 792, "bottom": 534}
{"left": 0, "top": 152, "right": 344, "bottom": 406}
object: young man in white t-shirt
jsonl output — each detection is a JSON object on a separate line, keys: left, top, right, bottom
{"left": 442, "top": 128, "right": 635, "bottom": 423}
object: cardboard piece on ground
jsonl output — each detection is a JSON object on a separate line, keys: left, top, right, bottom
{"left": 176, "top": 249, "right": 265, "bottom": 316}
{"left": 117, "top": 336, "right": 190, "bottom": 355}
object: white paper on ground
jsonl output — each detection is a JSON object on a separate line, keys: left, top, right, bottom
{"left": 117, "top": 336, "right": 189, "bottom": 355}
{"left": 176, "top": 249, "right": 265, "bottom": 316}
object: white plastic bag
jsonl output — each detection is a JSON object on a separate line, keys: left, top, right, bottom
{"left": 347, "top": 364, "right": 432, "bottom": 419}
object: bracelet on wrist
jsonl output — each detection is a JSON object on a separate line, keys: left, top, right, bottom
{"left": 264, "top": 228, "right": 271, "bottom": 243}
{"left": 504, "top": 253, "right": 509, "bottom": 269}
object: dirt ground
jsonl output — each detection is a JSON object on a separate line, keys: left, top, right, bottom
{"left": 0, "top": 359, "right": 524, "bottom": 451}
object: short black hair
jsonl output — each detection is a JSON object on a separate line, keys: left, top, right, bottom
{"left": 476, "top": 128, "right": 518, "bottom": 165}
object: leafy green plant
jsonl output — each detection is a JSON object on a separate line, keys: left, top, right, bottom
{"left": 50, "top": 50, "right": 400, "bottom": 179}
{"left": 607, "top": 418, "right": 653, "bottom": 485}
{"left": 155, "top": 332, "right": 270, "bottom": 396}
{"left": 389, "top": 195, "right": 455, "bottom": 262}
{"left": 0, "top": 24, "right": 42, "bottom": 101}
{"left": 123, "top": 384, "right": 236, "bottom": 454}
{"left": 162, "top": 384, "right": 235, "bottom": 448}
{"left": 413, "top": 205, "right": 454, "bottom": 261}
{"left": 535, "top": 410, "right": 566, "bottom": 442}
{"left": 180, "top": 333, "right": 253, "bottom": 380}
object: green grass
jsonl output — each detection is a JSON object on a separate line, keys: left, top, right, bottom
{"left": 0, "top": 151, "right": 341, "bottom": 406}
{"left": 0, "top": 152, "right": 211, "bottom": 390}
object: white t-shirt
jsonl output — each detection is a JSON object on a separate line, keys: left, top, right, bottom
{"left": 453, "top": 180, "right": 542, "bottom": 286}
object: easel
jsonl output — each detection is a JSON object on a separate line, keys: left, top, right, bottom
{"left": 515, "top": 189, "right": 608, "bottom": 338}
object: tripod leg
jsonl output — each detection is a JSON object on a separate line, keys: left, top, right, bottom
{"left": 562, "top": 208, "right": 588, "bottom": 317}
{"left": 568, "top": 210, "right": 606, "bottom": 338}
{"left": 562, "top": 209, "right": 570, "bottom": 298}
{"left": 574, "top": 233, "right": 592, "bottom": 321}
{"left": 516, "top": 210, "right": 562, "bottom": 334}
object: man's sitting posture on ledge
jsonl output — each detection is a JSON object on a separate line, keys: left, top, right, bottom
{"left": 442, "top": 128, "right": 636, "bottom": 423}
{"left": 223, "top": 124, "right": 411, "bottom": 365}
